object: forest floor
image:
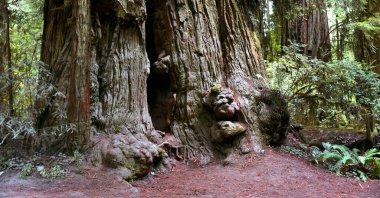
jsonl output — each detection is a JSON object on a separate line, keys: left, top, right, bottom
{"left": 0, "top": 148, "right": 379, "bottom": 198}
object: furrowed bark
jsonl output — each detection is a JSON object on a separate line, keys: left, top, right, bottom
{"left": 37, "top": 0, "right": 91, "bottom": 151}
{"left": 147, "top": 0, "right": 267, "bottom": 164}
{"left": 90, "top": 0, "right": 153, "bottom": 136}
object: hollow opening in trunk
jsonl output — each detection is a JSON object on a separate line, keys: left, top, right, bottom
{"left": 146, "top": 1, "right": 172, "bottom": 133}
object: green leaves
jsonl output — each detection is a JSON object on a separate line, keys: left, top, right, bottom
{"left": 6, "top": 0, "right": 43, "bottom": 117}
{"left": 39, "top": 165, "right": 66, "bottom": 180}
{"left": 314, "top": 143, "right": 380, "bottom": 181}
{"left": 267, "top": 42, "right": 380, "bottom": 129}
{"left": 0, "top": 112, "right": 36, "bottom": 145}
{"left": 20, "top": 163, "right": 34, "bottom": 178}
{"left": 321, "top": 152, "right": 342, "bottom": 162}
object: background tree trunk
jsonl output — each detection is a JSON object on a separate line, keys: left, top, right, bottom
{"left": 273, "top": 0, "right": 332, "bottom": 61}
{"left": 0, "top": 0, "right": 13, "bottom": 115}
{"left": 0, "top": 0, "right": 7, "bottom": 111}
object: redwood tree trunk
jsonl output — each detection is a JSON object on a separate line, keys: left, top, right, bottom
{"left": 37, "top": 0, "right": 91, "bottom": 151}
{"left": 147, "top": 0, "right": 267, "bottom": 163}
{"left": 90, "top": 1, "right": 152, "bottom": 135}
{"left": 38, "top": 0, "right": 276, "bottom": 178}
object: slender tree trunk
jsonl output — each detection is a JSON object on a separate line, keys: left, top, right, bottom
{"left": 334, "top": 17, "right": 342, "bottom": 60}
{"left": 6, "top": 2, "right": 13, "bottom": 116}
{"left": 0, "top": 0, "right": 11, "bottom": 114}
{"left": 0, "top": 0, "right": 6, "bottom": 110}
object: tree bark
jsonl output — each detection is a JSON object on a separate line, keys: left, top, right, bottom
{"left": 90, "top": 0, "right": 152, "bottom": 136}
{"left": 147, "top": 0, "right": 267, "bottom": 163}
{"left": 37, "top": 0, "right": 91, "bottom": 151}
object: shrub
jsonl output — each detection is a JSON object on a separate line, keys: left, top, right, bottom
{"left": 267, "top": 43, "right": 380, "bottom": 129}
{"left": 39, "top": 165, "right": 66, "bottom": 180}
{"left": 20, "top": 163, "right": 34, "bottom": 178}
{"left": 73, "top": 150, "right": 83, "bottom": 173}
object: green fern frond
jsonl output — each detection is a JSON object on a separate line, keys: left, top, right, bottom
{"left": 352, "top": 148, "right": 361, "bottom": 158}
{"left": 333, "top": 160, "right": 344, "bottom": 174}
{"left": 321, "top": 152, "right": 342, "bottom": 162}
{"left": 331, "top": 144, "right": 351, "bottom": 156}
{"left": 364, "top": 148, "right": 380, "bottom": 158}
{"left": 356, "top": 170, "right": 368, "bottom": 182}
{"left": 358, "top": 156, "right": 366, "bottom": 165}
{"left": 341, "top": 155, "right": 355, "bottom": 165}
{"left": 375, "top": 160, "right": 380, "bottom": 176}
{"left": 313, "top": 143, "right": 380, "bottom": 181}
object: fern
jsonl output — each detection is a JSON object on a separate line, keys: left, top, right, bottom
{"left": 314, "top": 143, "right": 380, "bottom": 181}
{"left": 321, "top": 152, "right": 342, "bottom": 162}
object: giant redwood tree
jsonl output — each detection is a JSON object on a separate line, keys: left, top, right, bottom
{"left": 37, "top": 0, "right": 287, "bottom": 180}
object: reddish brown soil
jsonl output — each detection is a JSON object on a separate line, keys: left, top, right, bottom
{"left": 1, "top": 149, "right": 379, "bottom": 198}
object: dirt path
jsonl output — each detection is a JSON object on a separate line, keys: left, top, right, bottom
{"left": 1, "top": 149, "right": 379, "bottom": 198}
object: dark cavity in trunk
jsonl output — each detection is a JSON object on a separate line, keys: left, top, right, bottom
{"left": 146, "top": 1, "right": 172, "bottom": 133}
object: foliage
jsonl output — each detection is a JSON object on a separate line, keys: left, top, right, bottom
{"left": 280, "top": 144, "right": 309, "bottom": 159}
{"left": 7, "top": 0, "right": 44, "bottom": 116}
{"left": 39, "top": 165, "right": 66, "bottom": 180}
{"left": 0, "top": 0, "right": 44, "bottom": 145}
{"left": 313, "top": 143, "right": 380, "bottom": 181}
{"left": 73, "top": 150, "right": 83, "bottom": 172}
{"left": 350, "top": 14, "right": 380, "bottom": 33}
{"left": 20, "top": 163, "right": 34, "bottom": 178}
{"left": 267, "top": 43, "right": 380, "bottom": 129}
{"left": 326, "top": 0, "right": 373, "bottom": 59}
{"left": 0, "top": 63, "right": 75, "bottom": 145}
{"left": 0, "top": 112, "right": 36, "bottom": 145}
{"left": 0, "top": 156, "right": 8, "bottom": 171}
